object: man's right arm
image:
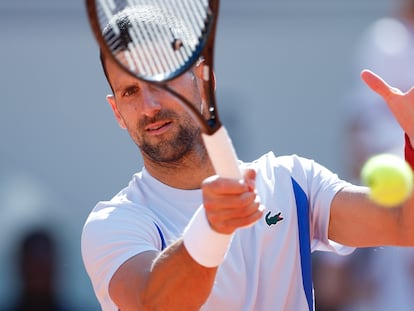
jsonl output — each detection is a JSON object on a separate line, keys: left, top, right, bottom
{"left": 109, "top": 240, "right": 217, "bottom": 311}
{"left": 109, "top": 169, "right": 264, "bottom": 310}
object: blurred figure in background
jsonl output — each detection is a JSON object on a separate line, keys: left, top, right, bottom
{"left": 346, "top": 0, "right": 414, "bottom": 178}
{"left": 3, "top": 229, "right": 67, "bottom": 311}
{"left": 347, "top": 0, "right": 414, "bottom": 309}
{"left": 312, "top": 253, "right": 354, "bottom": 311}
{"left": 314, "top": 0, "right": 414, "bottom": 310}
{"left": 313, "top": 250, "right": 376, "bottom": 311}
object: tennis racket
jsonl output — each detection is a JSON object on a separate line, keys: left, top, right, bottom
{"left": 85, "top": 0, "right": 241, "bottom": 180}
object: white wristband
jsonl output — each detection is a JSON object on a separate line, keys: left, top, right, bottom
{"left": 183, "top": 206, "right": 233, "bottom": 268}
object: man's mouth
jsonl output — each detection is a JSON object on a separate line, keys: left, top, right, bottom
{"left": 145, "top": 120, "right": 172, "bottom": 135}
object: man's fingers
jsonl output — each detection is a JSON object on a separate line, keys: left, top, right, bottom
{"left": 203, "top": 191, "right": 257, "bottom": 211}
{"left": 202, "top": 175, "right": 248, "bottom": 195}
{"left": 360, "top": 69, "right": 403, "bottom": 101}
{"left": 202, "top": 168, "right": 257, "bottom": 195}
{"left": 207, "top": 201, "right": 265, "bottom": 233}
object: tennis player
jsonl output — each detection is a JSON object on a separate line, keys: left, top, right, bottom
{"left": 81, "top": 7, "right": 414, "bottom": 311}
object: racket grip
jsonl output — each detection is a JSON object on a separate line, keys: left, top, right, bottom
{"left": 202, "top": 127, "right": 242, "bottom": 180}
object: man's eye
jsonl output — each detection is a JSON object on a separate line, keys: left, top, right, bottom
{"left": 123, "top": 86, "right": 139, "bottom": 97}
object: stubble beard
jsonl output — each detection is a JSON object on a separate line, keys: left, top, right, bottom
{"left": 141, "top": 124, "right": 203, "bottom": 164}
{"left": 137, "top": 111, "right": 207, "bottom": 166}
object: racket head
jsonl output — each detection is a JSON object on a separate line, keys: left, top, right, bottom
{"left": 86, "top": 0, "right": 216, "bottom": 84}
{"left": 86, "top": 0, "right": 241, "bottom": 179}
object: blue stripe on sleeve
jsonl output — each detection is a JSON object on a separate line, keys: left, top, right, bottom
{"left": 154, "top": 222, "right": 166, "bottom": 251}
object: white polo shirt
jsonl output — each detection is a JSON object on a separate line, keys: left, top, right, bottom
{"left": 81, "top": 152, "right": 353, "bottom": 311}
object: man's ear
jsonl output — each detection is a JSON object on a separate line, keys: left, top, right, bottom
{"left": 194, "top": 58, "right": 216, "bottom": 90}
{"left": 107, "top": 95, "right": 127, "bottom": 129}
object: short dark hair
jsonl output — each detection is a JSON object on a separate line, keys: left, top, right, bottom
{"left": 99, "top": 49, "right": 113, "bottom": 93}
{"left": 99, "top": 9, "right": 136, "bottom": 93}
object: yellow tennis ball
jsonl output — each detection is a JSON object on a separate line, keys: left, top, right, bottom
{"left": 361, "top": 153, "right": 413, "bottom": 207}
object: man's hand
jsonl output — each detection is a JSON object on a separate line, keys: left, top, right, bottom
{"left": 201, "top": 168, "right": 265, "bottom": 234}
{"left": 361, "top": 69, "right": 414, "bottom": 143}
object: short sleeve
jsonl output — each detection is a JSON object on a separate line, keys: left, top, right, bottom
{"left": 296, "top": 157, "right": 355, "bottom": 255}
{"left": 81, "top": 201, "right": 161, "bottom": 308}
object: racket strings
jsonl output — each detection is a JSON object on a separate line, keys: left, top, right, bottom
{"left": 97, "top": 0, "right": 210, "bottom": 80}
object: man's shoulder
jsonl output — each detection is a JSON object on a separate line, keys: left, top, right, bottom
{"left": 83, "top": 170, "right": 153, "bottom": 223}
{"left": 244, "top": 152, "right": 313, "bottom": 172}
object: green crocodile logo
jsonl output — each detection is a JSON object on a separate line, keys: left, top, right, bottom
{"left": 265, "top": 211, "right": 284, "bottom": 226}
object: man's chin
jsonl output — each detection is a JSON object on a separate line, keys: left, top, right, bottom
{"left": 141, "top": 145, "right": 188, "bottom": 164}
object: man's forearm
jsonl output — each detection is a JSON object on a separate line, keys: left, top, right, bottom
{"left": 109, "top": 239, "right": 218, "bottom": 311}
{"left": 144, "top": 239, "right": 217, "bottom": 310}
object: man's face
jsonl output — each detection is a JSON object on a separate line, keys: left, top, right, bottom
{"left": 104, "top": 57, "right": 205, "bottom": 164}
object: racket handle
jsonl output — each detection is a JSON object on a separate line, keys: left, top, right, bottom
{"left": 202, "top": 127, "right": 242, "bottom": 180}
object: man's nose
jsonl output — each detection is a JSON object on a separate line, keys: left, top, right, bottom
{"left": 140, "top": 87, "right": 162, "bottom": 117}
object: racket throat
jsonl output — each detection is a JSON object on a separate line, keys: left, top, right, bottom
{"left": 207, "top": 109, "right": 218, "bottom": 128}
